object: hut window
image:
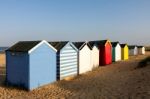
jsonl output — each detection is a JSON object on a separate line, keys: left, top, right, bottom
{"left": 11, "top": 52, "right": 24, "bottom": 56}
{"left": 11, "top": 52, "right": 15, "bottom": 56}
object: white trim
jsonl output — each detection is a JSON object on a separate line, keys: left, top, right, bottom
{"left": 79, "top": 42, "right": 86, "bottom": 50}
{"left": 28, "top": 40, "right": 57, "bottom": 54}
{"left": 60, "top": 42, "right": 78, "bottom": 52}
{"left": 69, "top": 42, "right": 78, "bottom": 51}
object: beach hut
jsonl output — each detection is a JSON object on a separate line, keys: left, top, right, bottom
{"left": 49, "top": 41, "right": 78, "bottom": 80}
{"left": 96, "top": 40, "right": 112, "bottom": 66}
{"left": 6, "top": 40, "right": 57, "bottom": 90}
{"left": 111, "top": 42, "right": 121, "bottom": 62}
{"left": 137, "top": 46, "right": 145, "bottom": 55}
{"left": 129, "top": 45, "right": 138, "bottom": 56}
{"left": 120, "top": 44, "right": 129, "bottom": 60}
{"left": 89, "top": 41, "right": 99, "bottom": 69}
{"left": 73, "top": 42, "right": 92, "bottom": 74}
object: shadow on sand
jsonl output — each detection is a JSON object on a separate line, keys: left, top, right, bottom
{"left": 0, "top": 67, "right": 28, "bottom": 91}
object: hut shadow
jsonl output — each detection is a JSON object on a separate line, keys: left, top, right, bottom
{"left": 0, "top": 67, "right": 28, "bottom": 91}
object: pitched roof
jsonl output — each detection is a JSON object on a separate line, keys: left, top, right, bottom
{"left": 137, "top": 46, "right": 144, "bottom": 48}
{"left": 111, "top": 42, "right": 119, "bottom": 47}
{"left": 120, "top": 44, "right": 127, "bottom": 48}
{"left": 6, "top": 41, "right": 41, "bottom": 52}
{"left": 87, "top": 42, "right": 92, "bottom": 50}
{"left": 88, "top": 41, "right": 94, "bottom": 48}
{"left": 73, "top": 42, "right": 92, "bottom": 50}
{"left": 88, "top": 41, "right": 98, "bottom": 48}
{"left": 128, "top": 45, "right": 137, "bottom": 49}
{"left": 72, "top": 42, "right": 85, "bottom": 50}
{"left": 92, "top": 40, "right": 111, "bottom": 46}
{"left": 97, "top": 40, "right": 107, "bottom": 45}
{"left": 48, "top": 41, "right": 68, "bottom": 50}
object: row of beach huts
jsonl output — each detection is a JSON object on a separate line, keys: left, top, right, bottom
{"left": 5, "top": 40, "right": 145, "bottom": 90}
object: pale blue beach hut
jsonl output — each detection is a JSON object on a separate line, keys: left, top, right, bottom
{"left": 6, "top": 40, "right": 57, "bottom": 90}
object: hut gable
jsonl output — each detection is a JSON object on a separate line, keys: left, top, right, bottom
{"left": 97, "top": 40, "right": 111, "bottom": 46}
{"left": 120, "top": 44, "right": 127, "bottom": 48}
{"left": 88, "top": 41, "right": 99, "bottom": 49}
{"left": 73, "top": 42, "right": 92, "bottom": 50}
{"left": 48, "top": 41, "right": 68, "bottom": 51}
{"left": 72, "top": 42, "right": 85, "bottom": 50}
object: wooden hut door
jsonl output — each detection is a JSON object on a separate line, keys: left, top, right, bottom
{"left": 105, "top": 44, "right": 112, "bottom": 64}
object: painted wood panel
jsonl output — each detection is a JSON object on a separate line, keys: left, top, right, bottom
{"left": 112, "top": 44, "right": 121, "bottom": 62}
{"left": 115, "top": 44, "right": 121, "bottom": 61}
{"left": 79, "top": 45, "right": 92, "bottom": 74}
{"left": 29, "top": 43, "right": 57, "bottom": 90}
{"left": 59, "top": 43, "right": 78, "bottom": 80}
{"left": 91, "top": 46, "right": 99, "bottom": 69}
{"left": 121, "top": 45, "right": 129, "bottom": 60}
{"left": 105, "top": 44, "right": 112, "bottom": 64}
{"left": 6, "top": 41, "right": 57, "bottom": 90}
{"left": 129, "top": 47, "right": 138, "bottom": 56}
{"left": 99, "top": 41, "right": 112, "bottom": 65}
{"left": 6, "top": 51, "right": 29, "bottom": 89}
{"left": 138, "top": 47, "right": 145, "bottom": 55}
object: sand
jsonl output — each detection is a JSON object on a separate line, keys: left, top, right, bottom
{"left": 0, "top": 52, "right": 150, "bottom": 99}
{"left": 0, "top": 53, "right": 5, "bottom": 67}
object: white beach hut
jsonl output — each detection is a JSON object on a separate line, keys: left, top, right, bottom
{"left": 129, "top": 45, "right": 138, "bottom": 56}
{"left": 89, "top": 41, "right": 99, "bottom": 69}
{"left": 111, "top": 42, "right": 121, "bottom": 62}
{"left": 73, "top": 42, "right": 92, "bottom": 74}
{"left": 137, "top": 46, "right": 145, "bottom": 55}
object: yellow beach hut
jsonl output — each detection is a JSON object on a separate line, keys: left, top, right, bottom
{"left": 120, "top": 44, "right": 129, "bottom": 60}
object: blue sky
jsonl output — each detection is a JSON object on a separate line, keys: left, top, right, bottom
{"left": 0, "top": 0, "right": 150, "bottom": 46}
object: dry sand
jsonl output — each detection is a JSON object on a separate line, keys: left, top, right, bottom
{"left": 0, "top": 52, "right": 150, "bottom": 99}
{"left": 0, "top": 53, "right": 5, "bottom": 67}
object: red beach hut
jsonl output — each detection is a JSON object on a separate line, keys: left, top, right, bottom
{"left": 95, "top": 40, "right": 112, "bottom": 66}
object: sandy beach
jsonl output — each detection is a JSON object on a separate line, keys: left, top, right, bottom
{"left": 0, "top": 53, "right": 5, "bottom": 67}
{"left": 0, "top": 52, "right": 149, "bottom": 99}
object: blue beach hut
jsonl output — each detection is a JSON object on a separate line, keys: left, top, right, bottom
{"left": 6, "top": 40, "right": 57, "bottom": 90}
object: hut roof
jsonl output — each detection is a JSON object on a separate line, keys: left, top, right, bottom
{"left": 128, "top": 45, "right": 137, "bottom": 49}
{"left": 73, "top": 42, "right": 92, "bottom": 50}
{"left": 137, "top": 46, "right": 144, "bottom": 48}
{"left": 6, "top": 41, "right": 41, "bottom": 52}
{"left": 97, "top": 40, "right": 107, "bottom": 45}
{"left": 120, "top": 44, "right": 127, "bottom": 48}
{"left": 111, "top": 42, "right": 119, "bottom": 47}
{"left": 88, "top": 41, "right": 99, "bottom": 48}
{"left": 93, "top": 40, "right": 111, "bottom": 46}
{"left": 49, "top": 41, "right": 68, "bottom": 51}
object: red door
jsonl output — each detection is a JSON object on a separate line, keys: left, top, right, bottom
{"left": 105, "top": 44, "right": 112, "bottom": 65}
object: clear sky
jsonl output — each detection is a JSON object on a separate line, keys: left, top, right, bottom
{"left": 0, "top": 0, "right": 150, "bottom": 46}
